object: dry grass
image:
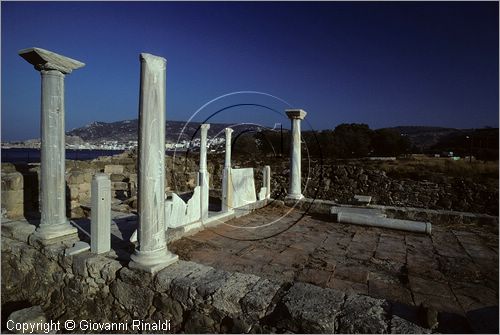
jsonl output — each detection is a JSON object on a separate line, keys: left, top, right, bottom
{"left": 377, "top": 156, "right": 499, "bottom": 180}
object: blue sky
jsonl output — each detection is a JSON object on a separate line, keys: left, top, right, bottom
{"left": 1, "top": 1, "right": 498, "bottom": 141}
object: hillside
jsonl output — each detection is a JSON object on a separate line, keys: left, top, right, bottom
{"left": 67, "top": 119, "right": 252, "bottom": 143}
{"left": 381, "top": 126, "right": 459, "bottom": 149}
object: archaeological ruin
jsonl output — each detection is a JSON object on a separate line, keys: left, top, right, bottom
{"left": 1, "top": 48, "right": 498, "bottom": 334}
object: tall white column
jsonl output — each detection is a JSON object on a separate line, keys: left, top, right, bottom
{"left": 130, "top": 53, "right": 178, "bottom": 273}
{"left": 19, "top": 47, "right": 84, "bottom": 240}
{"left": 263, "top": 165, "right": 271, "bottom": 199}
{"left": 199, "top": 124, "right": 210, "bottom": 220}
{"left": 222, "top": 128, "right": 233, "bottom": 212}
{"left": 285, "top": 109, "right": 307, "bottom": 200}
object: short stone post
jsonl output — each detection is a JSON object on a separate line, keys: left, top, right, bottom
{"left": 199, "top": 124, "right": 210, "bottom": 220}
{"left": 130, "top": 53, "right": 178, "bottom": 273}
{"left": 19, "top": 47, "right": 84, "bottom": 240}
{"left": 91, "top": 173, "right": 111, "bottom": 254}
{"left": 222, "top": 128, "right": 234, "bottom": 212}
{"left": 263, "top": 165, "right": 271, "bottom": 199}
{"left": 285, "top": 109, "right": 307, "bottom": 200}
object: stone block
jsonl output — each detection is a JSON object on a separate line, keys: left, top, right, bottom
{"left": 1, "top": 172, "right": 23, "bottom": 191}
{"left": 296, "top": 267, "right": 333, "bottom": 286}
{"left": 110, "top": 173, "right": 127, "bottom": 182}
{"left": 64, "top": 241, "right": 90, "bottom": 256}
{"left": 154, "top": 261, "right": 207, "bottom": 292}
{"left": 67, "top": 171, "right": 86, "bottom": 184}
{"left": 211, "top": 272, "right": 260, "bottom": 316}
{"left": 337, "top": 294, "right": 389, "bottom": 334}
{"left": 104, "top": 165, "right": 124, "bottom": 174}
{"left": 327, "top": 277, "right": 368, "bottom": 295}
{"left": 1, "top": 190, "right": 24, "bottom": 218}
{"left": 390, "top": 315, "right": 431, "bottom": 334}
{"left": 78, "top": 183, "right": 90, "bottom": 193}
{"left": 1, "top": 221, "right": 36, "bottom": 243}
{"left": 231, "top": 168, "right": 257, "bottom": 209}
{"left": 333, "top": 264, "right": 369, "bottom": 284}
{"left": 280, "top": 282, "right": 344, "bottom": 333}
{"left": 91, "top": 173, "right": 111, "bottom": 254}
{"left": 7, "top": 306, "right": 47, "bottom": 334}
{"left": 112, "top": 182, "right": 128, "bottom": 191}
{"left": 241, "top": 278, "right": 282, "bottom": 320}
{"left": 110, "top": 280, "right": 154, "bottom": 318}
{"left": 354, "top": 195, "right": 372, "bottom": 205}
{"left": 69, "top": 186, "right": 79, "bottom": 200}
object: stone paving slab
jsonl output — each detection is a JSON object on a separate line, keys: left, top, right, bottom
{"left": 169, "top": 205, "right": 499, "bottom": 329}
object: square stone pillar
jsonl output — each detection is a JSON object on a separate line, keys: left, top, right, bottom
{"left": 18, "top": 47, "right": 84, "bottom": 240}
{"left": 285, "top": 109, "right": 307, "bottom": 200}
{"left": 199, "top": 124, "right": 210, "bottom": 221}
{"left": 91, "top": 173, "right": 111, "bottom": 254}
{"left": 130, "top": 53, "right": 178, "bottom": 273}
{"left": 222, "top": 128, "right": 233, "bottom": 212}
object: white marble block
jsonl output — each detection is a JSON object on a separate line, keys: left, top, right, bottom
{"left": 91, "top": 173, "right": 111, "bottom": 254}
{"left": 231, "top": 168, "right": 257, "bottom": 208}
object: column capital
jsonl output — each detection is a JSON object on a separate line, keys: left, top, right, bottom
{"left": 19, "top": 47, "right": 85, "bottom": 74}
{"left": 140, "top": 53, "right": 166, "bottom": 69}
{"left": 225, "top": 127, "right": 233, "bottom": 135}
{"left": 201, "top": 123, "right": 210, "bottom": 131}
{"left": 286, "top": 109, "right": 307, "bottom": 120}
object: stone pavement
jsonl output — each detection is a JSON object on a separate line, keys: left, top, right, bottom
{"left": 169, "top": 205, "right": 499, "bottom": 332}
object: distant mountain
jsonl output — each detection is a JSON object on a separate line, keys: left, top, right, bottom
{"left": 380, "top": 126, "right": 461, "bottom": 149}
{"left": 66, "top": 119, "right": 264, "bottom": 144}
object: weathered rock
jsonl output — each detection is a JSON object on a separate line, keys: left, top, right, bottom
{"left": 154, "top": 261, "right": 206, "bottom": 292}
{"left": 184, "top": 311, "right": 218, "bottom": 333}
{"left": 7, "top": 306, "right": 47, "bottom": 334}
{"left": 280, "top": 282, "right": 344, "bottom": 333}
{"left": 390, "top": 315, "right": 431, "bottom": 334}
{"left": 1, "top": 190, "right": 24, "bottom": 218}
{"left": 2, "top": 172, "right": 24, "bottom": 191}
{"left": 212, "top": 272, "right": 260, "bottom": 316}
{"left": 337, "top": 294, "right": 389, "bottom": 334}
{"left": 118, "top": 266, "right": 152, "bottom": 287}
{"left": 241, "top": 278, "right": 283, "bottom": 320}
{"left": 110, "top": 173, "right": 127, "bottom": 182}
{"left": 110, "top": 280, "right": 154, "bottom": 318}
{"left": 104, "top": 165, "right": 124, "bottom": 174}
{"left": 1, "top": 221, "right": 36, "bottom": 243}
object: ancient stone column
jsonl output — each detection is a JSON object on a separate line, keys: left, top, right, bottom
{"left": 285, "top": 109, "right": 307, "bottom": 200}
{"left": 18, "top": 48, "right": 84, "bottom": 240}
{"left": 222, "top": 128, "right": 233, "bottom": 212}
{"left": 130, "top": 53, "right": 178, "bottom": 273}
{"left": 199, "top": 124, "right": 210, "bottom": 220}
{"left": 263, "top": 165, "right": 271, "bottom": 199}
{"left": 91, "top": 173, "right": 111, "bottom": 254}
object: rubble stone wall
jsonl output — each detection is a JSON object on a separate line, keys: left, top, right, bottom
{"left": 2, "top": 153, "right": 497, "bottom": 220}
{"left": 1, "top": 164, "right": 24, "bottom": 219}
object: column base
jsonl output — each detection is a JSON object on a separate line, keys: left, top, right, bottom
{"left": 129, "top": 247, "right": 179, "bottom": 273}
{"left": 285, "top": 193, "right": 304, "bottom": 201}
{"left": 33, "top": 221, "right": 78, "bottom": 241}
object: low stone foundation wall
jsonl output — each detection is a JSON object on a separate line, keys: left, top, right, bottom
{"left": 1, "top": 221, "right": 429, "bottom": 334}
